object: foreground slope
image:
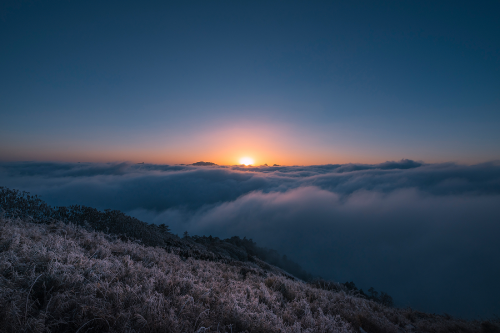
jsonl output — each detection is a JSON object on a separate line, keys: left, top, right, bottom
{"left": 0, "top": 187, "right": 312, "bottom": 281}
{"left": 0, "top": 217, "right": 494, "bottom": 333}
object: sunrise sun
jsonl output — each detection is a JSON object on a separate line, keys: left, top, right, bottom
{"left": 239, "top": 157, "right": 254, "bottom": 166}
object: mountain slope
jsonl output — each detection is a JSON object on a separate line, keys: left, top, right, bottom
{"left": 0, "top": 187, "right": 310, "bottom": 280}
{"left": 1, "top": 216, "right": 494, "bottom": 333}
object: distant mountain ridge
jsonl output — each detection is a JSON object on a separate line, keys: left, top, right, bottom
{"left": 191, "top": 161, "right": 217, "bottom": 166}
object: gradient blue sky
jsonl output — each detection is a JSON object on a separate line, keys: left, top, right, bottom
{"left": 1, "top": 1, "right": 499, "bottom": 165}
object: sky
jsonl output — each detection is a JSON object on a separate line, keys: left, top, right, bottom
{"left": 1, "top": 160, "right": 500, "bottom": 318}
{"left": 1, "top": 0, "right": 499, "bottom": 165}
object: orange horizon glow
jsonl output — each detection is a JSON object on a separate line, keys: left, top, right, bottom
{"left": 0, "top": 146, "right": 488, "bottom": 167}
{"left": 0, "top": 121, "right": 491, "bottom": 166}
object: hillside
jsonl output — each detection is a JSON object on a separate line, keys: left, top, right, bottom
{"left": 0, "top": 187, "right": 498, "bottom": 332}
{"left": 0, "top": 187, "right": 311, "bottom": 281}
{"left": 2, "top": 216, "right": 496, "bottom": 333}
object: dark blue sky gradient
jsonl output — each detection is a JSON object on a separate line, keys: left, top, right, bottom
{"left": 1, "top": 1, "right": 499, "bottom": 164}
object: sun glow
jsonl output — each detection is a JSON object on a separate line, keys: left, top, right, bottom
{"left": 239, "top": 157, "right": 254, "bottom": 166}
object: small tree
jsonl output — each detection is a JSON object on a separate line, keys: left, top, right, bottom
{"left": 380, "top": 292, "right": 394, "bottom": 307}
{"left": 158, "top": 223, "right": 170, "bottom": 233}
{"left": 368, "top": 287, "right": 379, "bottom": 300}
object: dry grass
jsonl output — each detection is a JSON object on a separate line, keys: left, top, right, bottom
{"left": 0, "top": 216, "right": 497, "bottom": 333}
{"left": 0, "top": 186, "right": 312, "bottom": 281}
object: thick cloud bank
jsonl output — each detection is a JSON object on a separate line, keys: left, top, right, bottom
{"left": 1, "top": 160, "right": 500, "bottom": 318}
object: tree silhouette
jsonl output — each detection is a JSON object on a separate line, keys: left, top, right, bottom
{"left": 158, "top": 223, "right": 170, "bottom": 233}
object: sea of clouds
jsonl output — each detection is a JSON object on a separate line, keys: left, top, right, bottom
{"left": 1, "top": 160, "right": 500, "bottom": 318}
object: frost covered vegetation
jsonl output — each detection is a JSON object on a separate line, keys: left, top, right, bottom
{"left": 1, "top": 187, "right": 499, "bottom": 332}
{"left": 0, "top": 187, "right": 312, "bottom": 281}
{"left": 3, "top": 218, "right": 498, "bottom": 333}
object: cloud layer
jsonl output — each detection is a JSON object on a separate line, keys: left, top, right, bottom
{"left": 1, "top": 160, "right": 500, "bottom": 318}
